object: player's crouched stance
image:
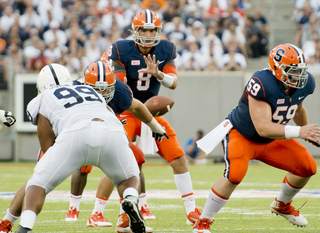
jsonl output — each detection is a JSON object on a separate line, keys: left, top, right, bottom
{"left": 193, "top": 44, "right": 320, "bottom": 233}
{"left": 10, "top": 64, "right": 146, "bottom": 233}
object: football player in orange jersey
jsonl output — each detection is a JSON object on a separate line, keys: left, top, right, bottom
{"left": 65, "top": 54, "right": 157, "bottom": 227}
{"left": 193, "top": 44, "right": 320, "bottom": 233}
{"left": 108, "top": 9, "right": 201, "bottom": 231}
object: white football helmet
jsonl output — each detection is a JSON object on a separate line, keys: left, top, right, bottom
{"left": 37, "top": 63, "right": 72, "bottom": 93}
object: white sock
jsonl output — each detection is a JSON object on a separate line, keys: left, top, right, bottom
{"left": 277, "top": 176, "right": 302, "bottom": 204}
{"left": 123, "top": 187, "right": 139, "bottom": 199}
{"left": 174, "top": 172, "right": 196, "bottom": 214}
{"left": 201, "top": 188, "right": 228, "bottom": 219}
{"left": 19, "top": 210, "right": 37, "bottom": 230}
{"left": 69, "top": 194, "right": 82, "bottom": 210}
{"left": 4, "top": 208, "right": 19, "bottom": 225}
{"left": 139, "top": 193, "right": 147, "bottom": 209}
{"left": 92, "top": 196, "right": 108, "bottom": 214}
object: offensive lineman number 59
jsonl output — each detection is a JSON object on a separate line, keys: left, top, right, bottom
{"left": 247, "top": 78, "right": 298, "bottom": 124}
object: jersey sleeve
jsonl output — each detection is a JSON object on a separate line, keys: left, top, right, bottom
{"left": 108, "top": 78, "right": 133, "bottom": 115}
{"left": 109, "top": 42, "right": 123, "bottom": 64}
{"left": 26, "top": 95, "right": 41, "bottom": 125}
{"left": 246, "top": 76, "right": 266, "bottom": 100}
{"left": 112, "top": 60, "right": 126, "bottom": 74}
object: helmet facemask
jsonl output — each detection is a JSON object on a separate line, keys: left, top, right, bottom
{"left": 84, "top": 61, "right": 116, "bottom": 104}
{"left": 279, "top": 63, "right": 308, "bottom": 89}
{"left": 132, "top": 25, "right": 162, "bottom": 48}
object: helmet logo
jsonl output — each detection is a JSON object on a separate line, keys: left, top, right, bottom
{"left": 274, "top": 48, "right": 285, "bottom": 62}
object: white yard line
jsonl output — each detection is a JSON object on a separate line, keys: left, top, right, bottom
{"left": 1, "top": 189, "right": 320, "bottom": 200}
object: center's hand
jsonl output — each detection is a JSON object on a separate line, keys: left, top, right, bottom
{"left": 138, "top": 54, "right": 160, "bottom": 77}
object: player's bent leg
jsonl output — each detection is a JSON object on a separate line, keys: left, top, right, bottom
{"left": 138, "top": 165, "right": 156, "bottom": 220}
{"left": 270, "top": 174, "right": 310, "bottom": 227}
{"left": 9, "top": 184, "right": 26, "bottom": 217}
{"left": 66, "top": 169, "right": 89, "bottom": 221}
{"left": 0, "top": 183, "right": 27, "bottom": 231}
{"left": 86, "top": 174, "right": 114, "bottom": 227}
{"left": 169, "top": 156, "right": 202, "bottom": 225}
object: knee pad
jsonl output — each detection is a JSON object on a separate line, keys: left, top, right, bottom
{"left": 80, "top": 165, "right": 93, "bottom": 174}
{"left": 26, "top": 178, "right": 52, "bottom": 194}
{"left": 131, "top": 144, "right": 145, "bottom": 165}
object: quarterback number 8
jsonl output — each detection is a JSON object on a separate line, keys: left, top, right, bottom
{"left": 247, "top": 79, "right": 261, "bottom": 96}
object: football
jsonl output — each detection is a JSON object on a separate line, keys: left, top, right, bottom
{"left": 144, "top": 96, "right": 174, "bottom": 117}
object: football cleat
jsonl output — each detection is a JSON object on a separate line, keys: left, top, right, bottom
{"left": 140, "top": 204, "right": 156, "bottom": 220}
{"left": 116, "top": 213, "right": 153, "bottom": 233}
{"left": 0, "top": 219, "right": 12, "bottom": 233}
{"left": 65, "top": 206, "right": 79, "bottom": 221}
{"left": 14, "top": 225, "right": 32, "bottom": 233}
{"left": 270, "top": 198, "right": 308, "bottom": 227}
{"left": 192, "top": 218, "right": 213, "bottom": 233}
{"left": 121, "top": 196, "right": 146, "bottom": 233}
{"left": 187, "top": 207, "right": 202, "bottom": 225}
{"left": 86, "top": 211, "right": 112, "bottom": 227}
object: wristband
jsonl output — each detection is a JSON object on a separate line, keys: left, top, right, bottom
{"left": 284, "top": 125, "right": 300, "bottom": 139}
{"left": 158, "top": 73, "right": 174, "bottom": 88}
{"left": 146, "top": 118, "right": 165, "bottom": 134}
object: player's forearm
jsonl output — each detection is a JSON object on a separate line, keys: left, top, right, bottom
{"left": 128, "top": 99, "right": 153, "bottom": 124}
{"left": 154, "top": 71, "right": 177, "bottom": 90}
{"left": 293, "top": 104, "right": 309, "bottom": 126}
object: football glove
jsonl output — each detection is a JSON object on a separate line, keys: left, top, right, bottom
{"left": 0, "top": 110, "right": 16, "bottom": 127}
{"left": 152, "top": 131, "right": 169, "bottom": 142}
{"left": 120, "top": 118, "right": 127, "bottom": 126}
{"left": 305, "top": 136, "right": 320, "bottom": 147}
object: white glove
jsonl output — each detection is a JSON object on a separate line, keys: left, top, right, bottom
{"left": 146, "top": 118, "right": 169, "bottom": 142}
{"left": 0, "top": 110, "right": 16, "bottom": 127}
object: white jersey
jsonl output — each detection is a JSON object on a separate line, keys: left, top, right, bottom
{"left": 25, "top": 84, "right": 139, "bottom": 193}
{"left": 27, "top": 84, "right": 121, "bottom": 136}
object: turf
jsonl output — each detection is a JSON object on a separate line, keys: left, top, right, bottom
{"left": 1, "top": 158, "right": 320, "bottom": 232}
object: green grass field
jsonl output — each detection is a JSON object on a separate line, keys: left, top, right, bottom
{"left": 1, "top": 158, "right": 320, "bottom": 232}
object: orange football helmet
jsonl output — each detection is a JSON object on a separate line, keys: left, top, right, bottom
{"left": 132, "top": 9, "right": 162, "bottom": 47}
{"left": 84, "top": 61, "right": 116, "bottom": 103}
{"left": 268, "top": 43, "right": 308, "bottom": 89}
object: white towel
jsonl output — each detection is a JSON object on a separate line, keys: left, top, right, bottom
{"left": 138, "top": 122, "right": 159, "bottom": 155}
{"left": 196, "top": 119, "right": 233, "bottom": 155}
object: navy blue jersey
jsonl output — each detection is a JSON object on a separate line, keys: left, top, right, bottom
{"left": 73, "top": 77, "right": 133, "bottom": 115}
{"left": 227, "top": 69, "right": 316, "bottom": 143}
{"left": 109, "top": 39, "right": 176, "bottom": 103}
{"left": 109, "top": 77, "right": 133, "bottom": 115}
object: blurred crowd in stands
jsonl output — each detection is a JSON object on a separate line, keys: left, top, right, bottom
{"left": 0, "top": 0, "right": 273, "bottom": 78}
{"left": 294, "top": 0, "right": 320, "bottom": 72}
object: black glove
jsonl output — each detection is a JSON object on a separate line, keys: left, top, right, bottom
{"left": 305, "top": 136, "right": 320, "bottom": 147}
{"left": 0, "top": 110, "right": 16, "bottom": 127}
{"left": 152, "top": 132, "right": 169, "bottom": 142}
{"left": 120, "top": 119, "right": 127, "bottom": 126}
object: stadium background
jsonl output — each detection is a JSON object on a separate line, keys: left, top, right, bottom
{"left": 0, "top": 0, "right": 319, "bottom": 161}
